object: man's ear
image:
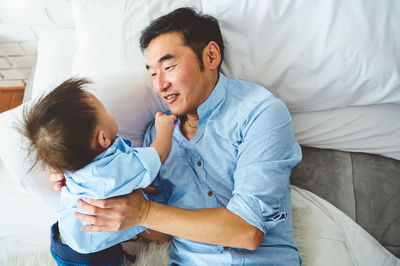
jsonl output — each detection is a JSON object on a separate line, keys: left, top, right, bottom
{"left": 204, "top": 41, "right": 221, "bottom": 71}
{"left": 97, "top": 130, "right": 111, "bottom": 149}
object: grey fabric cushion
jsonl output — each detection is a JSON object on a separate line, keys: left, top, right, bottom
{"left": 290, "top": 146, "right": 400, "bottom": 258}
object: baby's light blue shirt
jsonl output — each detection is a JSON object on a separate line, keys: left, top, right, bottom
{"left": 144, "top": 73, "right": 303, "bottom": 265}
{"left": 57, "top": 136, "right": 160, "bottom": 254}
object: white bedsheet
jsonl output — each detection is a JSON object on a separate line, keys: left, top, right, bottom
{"left": 1, "top": 159, "right": 398, "bottom": 265}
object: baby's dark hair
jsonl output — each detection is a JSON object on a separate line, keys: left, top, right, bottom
{"left": 21, "top": 78, "right": 99, "bottom": 173}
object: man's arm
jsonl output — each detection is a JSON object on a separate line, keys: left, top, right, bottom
{"left": 144, "top": 201, "right": 264, "bottom": 250}
{"left": 75, "top": 191, "right": 263, "bottom": 250}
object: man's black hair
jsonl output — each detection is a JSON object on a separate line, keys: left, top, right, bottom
{"left": 139, "top": 7, "right": 224, "bottom": 71}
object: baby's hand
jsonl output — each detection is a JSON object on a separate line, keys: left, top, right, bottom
{"left": 155, "top": 112, "right": 177, "bottom": 132}
{"left": 49, "top": 169, "right": 65, "bottom": 192}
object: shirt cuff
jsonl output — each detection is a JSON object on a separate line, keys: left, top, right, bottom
{"left": 226, "top": 193, "right": 287, "bottom": 234}
{"left": 133, "top": 147, "right": 161, "bottom": 188}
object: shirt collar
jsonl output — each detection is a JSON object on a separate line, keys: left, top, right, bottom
{"left": 93, "top": 136, "right": 130, "bottom": 161}
{"left": 197, "top": 72, "right": 227, "bottom": 118}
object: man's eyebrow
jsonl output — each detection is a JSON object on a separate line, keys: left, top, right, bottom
{"left": 146, "top": 54, "right": 174, "bottom": 70}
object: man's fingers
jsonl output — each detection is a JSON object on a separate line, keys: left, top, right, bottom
{"left": 74, "top": 211, "right": 100, "bottom": 225}
{"left": 49, "top": 172, "right": 66, "bottom": 192}
{"left": 50, "top": 173, "right": 64, "bottom": 182}
{"left": 80, "top": 224, "right": 115, "bottom": 232}
{"left": 74, "top": 212, "right": 114, "bottom": 230}
{"left": 74, "top": 207, "right": 113, "bottom": 225}
{"left": 143, "top": 186, "right": 160, "bottom": 195}
{"left": 53, "top": 182, "right": 63, "bottom": 192}
{"left": 74, "top": 210, "right": 124, "bottom": 232}
{"left": 76, "top": 199, "right": 109, "bottom": 215}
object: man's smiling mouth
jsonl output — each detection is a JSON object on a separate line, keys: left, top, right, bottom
{"left": 166, "top": 94, "right": 178, "bottom": 100}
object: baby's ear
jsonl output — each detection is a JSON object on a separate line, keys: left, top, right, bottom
{"left": 97, "top": 130, "right": 111, "bottom": 149}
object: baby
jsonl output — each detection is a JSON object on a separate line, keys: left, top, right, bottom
{"left": 22, "top": 78, "right": 176, "bottom": 265}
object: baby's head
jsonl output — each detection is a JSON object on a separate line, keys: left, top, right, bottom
{"left": 22, "top": 78, "right": 118, "bottom": 173}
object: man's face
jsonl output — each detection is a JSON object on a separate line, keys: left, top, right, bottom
{"left": 146, "top": 32, "right": 214, "bottom": 117}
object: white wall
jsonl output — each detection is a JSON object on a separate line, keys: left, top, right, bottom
{"left": 0, "top": 0, "right": 74, "bottom": 87}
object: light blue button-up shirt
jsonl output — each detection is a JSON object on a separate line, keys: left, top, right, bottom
{"left": 143, "top": 73, "right": 302, "bottom": 265}
{"left": 58, "top": 136, "right": 160, "bottom": 254}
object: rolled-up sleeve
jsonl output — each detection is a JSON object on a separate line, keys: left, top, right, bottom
{"left": 226, "top": 99, "right": 302, "bottom": 234}
{"left": 132, "top": 147, "right": 161, "bottom": 186}
{"left": 92, "top": 145, "right": 161, "bottom": 198}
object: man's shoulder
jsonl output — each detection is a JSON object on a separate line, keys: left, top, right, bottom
{"left": 222, "top": 76, "right": 288, "bottom": 115}
{"left": 223, "top": 76, "right": 275, "bottom": 105}
{"left": 220, "top": 76, "right": 292, "bottom": 132}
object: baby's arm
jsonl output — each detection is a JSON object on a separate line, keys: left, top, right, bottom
{"left": 145, "top": 113, "right": 176, "bottom": 243}
{"left": 150, "top": 112, "right": 176, "bottom": 164}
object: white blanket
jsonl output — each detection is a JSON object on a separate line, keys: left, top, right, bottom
{"left": 291, "top": 186, "right": 399, "bottom": 266}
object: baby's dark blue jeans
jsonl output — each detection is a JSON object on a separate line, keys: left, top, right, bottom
{"left": 50, "top": 222, "right": 123, "bottom": 266}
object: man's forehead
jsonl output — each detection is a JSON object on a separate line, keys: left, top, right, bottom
{"left": 145, "top": 53, "right": 175, "bottom": 70}
{"left": 145, "top": 33, "right": 188, "bottom": 68}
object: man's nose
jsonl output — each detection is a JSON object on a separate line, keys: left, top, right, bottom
{"left": 154, "top": 73, "right": 171, "bottom": 93}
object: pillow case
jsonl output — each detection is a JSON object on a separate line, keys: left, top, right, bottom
{"left": 33, "top": 68, "right": 169, "bottom": 147}
{"left": 32, "top": 27, "right": 76, "bottom": 100}
{"left": 71, "top": 0, "right": 400, "bottom": 112}
{"left": 30, "top": 28, "right": 169, "bottom": 147}
{"left": 0, "top": 28, "right": 168, "bottom": 206}
{"left": 0, "top": 70, "right": 168, "bottom": 206}
{"left": 292, "top": 104, "right": 400, "bottom": 160}
{"left": 0, "top": 103, "right": 60, "bottom": 208}
{"left": 87, "top": 69, "right": 169, "bottom": 146}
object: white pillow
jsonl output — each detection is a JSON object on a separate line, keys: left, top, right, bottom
{"left": 32, "top": 27, "right": 76, "bottom": 100}
{"left": 0, "top": 28, "right": 168, "bottom": 205}
{"left": 292, "top": 104, "right": 400, "bottom": 160}
{"left": 71, "top": 0, "right": 400, "bottom": 112}
{"left": 30, "top": 28, "right": 169, "bottom": 147}
{"left": 0, "top": 103, "right": 60, "bottom": 209}
{"left": 0, "top": 27, "right": 76, "bottom": 211}
{"left": 88, "top": 69, "right": 169, "bottom": 146}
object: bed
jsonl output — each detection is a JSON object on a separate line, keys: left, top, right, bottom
{"left": 0, "top": 1, "right": 399, "bottom": 265}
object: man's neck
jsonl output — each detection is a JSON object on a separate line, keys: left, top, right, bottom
{"left": 180, "top": 71, "right": 219, "bottom": 141}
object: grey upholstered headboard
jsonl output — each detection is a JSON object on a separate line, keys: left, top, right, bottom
{"left": 290, "top": 146, "right": 400, "bottom": 258}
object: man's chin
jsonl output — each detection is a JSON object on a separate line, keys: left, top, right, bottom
{"left": 168, "top": 107, "right": 185, "bottom": 117}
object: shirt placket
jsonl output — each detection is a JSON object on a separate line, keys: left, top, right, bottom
{"left": 187, "top": 148, "right": 218, "bottom": 208}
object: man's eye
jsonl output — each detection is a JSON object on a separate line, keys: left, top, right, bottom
{"left": 165, "top": 64, "right": 176, "bottom": 71}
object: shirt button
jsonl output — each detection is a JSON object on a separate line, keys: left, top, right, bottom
{"left": 208, "top": 191, "right": 213, "bottom": 197}
{"left": 197, "top": 161, "right": 202, "bottom": 166}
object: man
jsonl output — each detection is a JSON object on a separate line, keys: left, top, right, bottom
{"left": 72, "top": 7, "right": 302, "bottom": 265}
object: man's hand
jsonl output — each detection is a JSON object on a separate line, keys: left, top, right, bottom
{"left": 139, "top": 229, "right": 172, "bottom": 244}
{"left": 74, "top": 189, "right": 150, "bottom": 232}
{"left": 143, "top": 185, "right": 160, "bottom": 195}
{"left": 49, "top": 170, "right": 65, "bottom": 192}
